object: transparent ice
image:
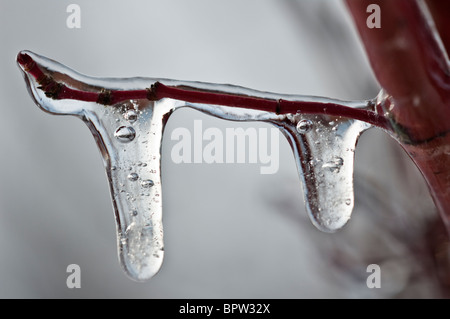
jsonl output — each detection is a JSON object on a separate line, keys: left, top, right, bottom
{"left": 18, "top": 51, "right": 373, "bottom": 281}
{"left": 277, "top": 114, "right": 370, "bottom": 231}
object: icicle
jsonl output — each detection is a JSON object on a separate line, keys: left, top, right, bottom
{"left": 17, "top": 51, "right": 182, "bottom": 281}
{"left": 274, "top": 114, "right": 371, "bottom": 232}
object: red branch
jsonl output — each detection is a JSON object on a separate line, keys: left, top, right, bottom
{"left": 425, "top": 0, "right": 450, "bottom": 59}
{"left": 346, "top": 0, "right": 450, "bottom": 231}
{"left": 346, "top": 0, "right": 450, "bottom": 142}
{"left": 17, "top": 52, "right": 390, "bottom": 130}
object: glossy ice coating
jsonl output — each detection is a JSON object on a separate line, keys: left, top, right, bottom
{"left": 17, "top": 50, "right": 373, "bottom": 280}
{"left": 277, "top": 114, "right": 370, "bottom": 232}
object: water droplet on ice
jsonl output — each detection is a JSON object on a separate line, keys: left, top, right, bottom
{"left": 141, "top": 180, "right": 154, "bottom": 188}
{"left": 128, "top": 173, "right": 139, "bottom": 181}
{"left": 296, "top": 119, "right": 313, "bottom": 134}
{"left": 114, "top": 126, "right": 136, "bottom": 143}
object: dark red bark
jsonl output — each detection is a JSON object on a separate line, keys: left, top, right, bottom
{"left": 346, "top": 0, "right": 450, "bottom": 229}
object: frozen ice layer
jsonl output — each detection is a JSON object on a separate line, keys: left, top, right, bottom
{"left": 17, "top": 50, "right": 374, "bottom": 280}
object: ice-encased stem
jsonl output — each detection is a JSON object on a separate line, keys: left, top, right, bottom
{"left": 17, "top": 50, "right": 376, "bottom": 280}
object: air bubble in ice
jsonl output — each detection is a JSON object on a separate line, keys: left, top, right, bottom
{"left": 141, "top": 180, "right": 154, "bottom": 188}
{"left": 296, "top": 119, "right": 313, "bottom": 134}
{"left": 128, "top": 173, "right": 139, "bottom": 181}
{"left": 114, "top": 126, "right": 136, "bottom": 143}
{"left": 124, "top": 109, "right": 138, "bottom": 123}
{"left": 322, "top": 156, "right": 344, "bottom": 173}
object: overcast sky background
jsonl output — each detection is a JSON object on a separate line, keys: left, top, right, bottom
{"left": 0, "top": 0, "right": 441, "bottom": 298}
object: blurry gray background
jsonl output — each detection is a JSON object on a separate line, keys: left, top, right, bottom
{"left": 0, "top": 0, "right": 443, "bottom": 298}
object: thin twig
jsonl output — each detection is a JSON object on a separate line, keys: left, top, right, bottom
{"left": 17, "top": 52, "right": 391, "bottom": 130}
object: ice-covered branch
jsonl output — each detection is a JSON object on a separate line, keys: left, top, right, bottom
{"left": 17, "top": 50, "right": 381, "bottom": 281}
{"left": 17, "top": 51, "right": 390, "bottom": 130}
